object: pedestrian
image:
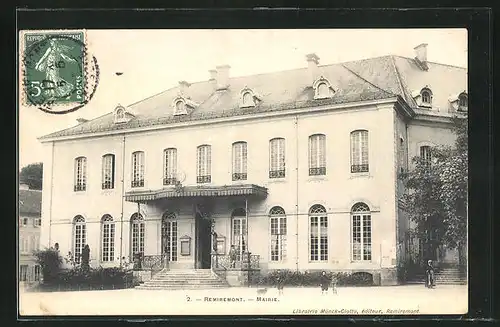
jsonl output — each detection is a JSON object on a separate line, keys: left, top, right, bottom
{"left": 229, "top": 245, "right": 237, "bottom": 268}
{"left": 425, "top": 260, "right": 435, "bottom": 288}
{"left": 330, "top": 274, "right": 338, "bottom": 295}
{"left": 320, "top": 271, "right": 330, "bottom": 295}
{"left": 276, "top": 270, "right": 285, "bottom": 296}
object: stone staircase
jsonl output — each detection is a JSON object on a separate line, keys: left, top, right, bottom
{"left": 407, "top": 267, "right": 467, "bottom": 285}
{"left": 135, "top": 269, "right": 230, "bottom": 290}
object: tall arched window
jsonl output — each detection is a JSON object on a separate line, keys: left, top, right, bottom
{"left": 420, "top": 145, "right": 432, "bottom": 168}
{"left": 163, "top": 148, "right": 178, "bottom": 185}
{"left": 269, "top": 138, "right": 285, "bottom": 178}
{"left": 101, "top": 214, "right": 115, "bottom": 262}
{"left": 308, "top": 134, "right": 326, "bottom": 176}
{"left": 102, "top": 154, "right": 115, "bottom": 189}
{"left": 232, "top": 142, "right": 248, "bottom": 181}
{"left": 269, "top": 206, "right": 287, "bottom": 262}
{"left": 73, "top": 215, "right": 86, "bottom": 264}
{"left": 74, "top": 157, "right": 87, "bottom": 191}
{"left": 351, "top": 203, "right": 372, "bottom": 261}
{"left": 309, "top": 205, "right": 328, "bottom": 261}
{"left": 130, "top": 213, "right": 145, "bottom": 256}
{"left": 350, "top": 130, "right": 369, "bottom": 173}
{"left": 131, "top": 151, "right": 145, "bottom": 187}
{"left": 231, "top": 208, "right": 247, "bottom": 262}
{"left": 162, "top": 212, "right": 178, "bottom": 262}
{"left": 196, "top": 145, "right": 211, "bottom": 183}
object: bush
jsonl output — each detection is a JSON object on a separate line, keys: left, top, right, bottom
{"left": 33, "top": 248, "right": 63, "bottom": 284}
{"left": 252, "top": 270, "right": 374, "bottom": 287}
{"left": 54, "top": 267, "right": 135, "bottom": 290}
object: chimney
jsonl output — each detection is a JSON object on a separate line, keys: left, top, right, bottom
{"left": 178, "top": 81, "right": 191, "bottom": 96}
{"left": 306, "top": 53, "right": 320, "bottom": 86}
{"left": 414, "top": 43, "right": 428, "bottom": 70}
{"left": 208, "top": 69, "right": 217, "bottom": 90}
{"left": 76, "top": 118, "right": 88, "bottom": 124}
{"left": 215, "top": 65, "right": 231, "bottom": 90}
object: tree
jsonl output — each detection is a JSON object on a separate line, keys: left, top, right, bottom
{"left": 20, "top": 162, "right": 43, "bottom": 190}
{"left": 400, "top": 115, "right": 467, "bottom": 266}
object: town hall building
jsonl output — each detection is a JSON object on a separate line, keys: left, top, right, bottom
{"left": 38, "top": 43, "right": 467, "bottom": 285}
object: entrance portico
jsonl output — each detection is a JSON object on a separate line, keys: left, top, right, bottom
{"left": 124, "top": 184, "right": 268, "bottom": 270}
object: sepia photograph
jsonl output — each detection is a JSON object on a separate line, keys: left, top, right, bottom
{"left": 18, "top": 28, "right": 468, "bottom": 316}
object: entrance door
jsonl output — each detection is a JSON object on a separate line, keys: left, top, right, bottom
{"left": 196, "top": 213, "right": 212, "bottom": 269}
{"left": 231, "top": 212, "right": 247, "bottom": 262}
{"left": 162, "top": 213, "right": 178, "bottom": 263}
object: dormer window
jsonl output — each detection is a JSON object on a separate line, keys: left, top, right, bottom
{"left": 239, "top": 87, "right": 262, "bottom": 108}
{"left": 312, "top": 77, "right": 335, "bottom": 100}
{"left": 114, "top": 105, "right": 132, "bottom": 124}
{"left": 458, "top": 93, "right": 468, "bottom": 111}
{"left": 419, "top": 87, "right": 433, "bottom": 108}
{"left": 171, "top": 96, "right": 198, "bottom": 116}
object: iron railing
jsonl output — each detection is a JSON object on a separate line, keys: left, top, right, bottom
{"left": 131, "top": 180, "right": 145, "bottom": 187}
{"left": 269, "top": 169, "right": 285, "bottom": 179}
{"left": 197, "top": 175, "right": 211, "bottom": 183}
{"left": 351, "top": 164, "right": 369, "bottom": 173}
{"left": 74, "top": 184, "right": 86, "bottom": 192}
{"left": 141, "top": 254, "right": 169, "bottom": 278}
{"left": 232, "top": 173, "right": 247, "bottom": 181}
{"left": 309, "top": 167, "right": 326, "bottom": 176}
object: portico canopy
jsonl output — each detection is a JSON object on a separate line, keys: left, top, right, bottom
{"left": 124, "top": 184, "right": 268, "bottom": 202}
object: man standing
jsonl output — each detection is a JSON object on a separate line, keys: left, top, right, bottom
{"left": 229, "top": 245, "right": 237, "bottom": 268}
{"left": 425, "top": 260, "right": 435, "bottom": 288}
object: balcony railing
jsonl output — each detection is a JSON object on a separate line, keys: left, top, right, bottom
{"left": 74, "top": 184, "right": 86, "bottom": 192}
{"left": 102, "top": 181, "right": 114, "bottom": 189}
{"left": 163, "top": 177, "right": 177, "bottom": 185}
{"left": 197, "top": 175, "right": 211, "bottom": 184}
{"left": 351, "top": 164, "right": 369, "bottom": 173}
{"left": 309, "top": 166, "right": 326, "bottom": 176}
{"left": 232, "top": 173, "right": 247, "bottom": 181}
{"left": 269, "top": 169, "right": 285, "bottom": 179}
{"left": 131, "top": 179, "right": 144, "bottom": 188}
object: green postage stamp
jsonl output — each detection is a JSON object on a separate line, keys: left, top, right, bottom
{"left": 20, "top": 30, "right": 99, "bottom": 114}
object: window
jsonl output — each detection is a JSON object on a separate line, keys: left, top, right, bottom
{"left": 350, "top": 130, "right": 369, "bottom": 173}
{"left": 131, "top": 151, "right": 145, "bottom": 187}
{"left": 163, "top": 148, "right": 178, "bottom": 185}
{"left": 269, "top": 206, "right": 287, "bottom": 262}
{"left": 313, "top": 78, "right": 335, "bottom": 99}
{"left": 317, "top": 83, "right": 330, "bottom": 98}
{"left": 269, "top": 138, "right": 285, "bottom": 178}
{"left": 174, "top": 100, "right": 186, "bottom": 115}
{"left": 308, "top": 134, "right": 326, "bottom": 176}
{"left": 309, "top": 205, "right": 328, "bottom": 261}
{"left": 101, "top": 215, "right": 115, "bottom": 262}
{"left": 196, "top": 145, "right": 211, "bottom": 183}
{"left": 31, "top": 235, "right": 37, "bottom": 252}
{"left": 232, "top": 142, "right": 248, "bottom": 181}
{"left": 74, "top": 157, "right": 87, "bottom": 191}
{"left": 21, "top": 217, "right": 28, "bottom": 226}
{"left": 102, "top": 154, "right": 115, "bottom": 189}
{"left": 20, "top": 265, "right": 28, "bottom": 282}
{"left": 73, "top": 215, "right": 86, "bottom": 264}
{"left": 116, "top": 108, "right": 124, "bottom": 119}
{"left": 34, "top": 265, "right": 41, "bottom": 281}
{"left": 399, "top": 137, "right": 405, "bottom": 173}
{"left": 231, "top": 208, "right": 247, "bottom": 262}
{"left": 162, "top": 212, "right": 178, "bottom": 262}
{"left": 130, "top": 213, "right": 145, "bottom": 256}
{"left": 420, "top": 88, "right": 433, "bottom": 106}
{"left": 458, "top": 93, "right": 468, "bottom": 111}
{"left": 20, "top": 236, "right": 29, "bottom": 254}
{"left": 351, "top": 203, "right": 372, "bottom": 261}
{"left": 34, "top": 218, "right": 41, "bottom": 227}
{"left": 420, "top": 146, "right": 432, "bottom": 168}
{"left": 242, "top": 92, "right": 254, "bottom": 107}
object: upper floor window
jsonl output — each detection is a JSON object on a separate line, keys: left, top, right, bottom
{"left": 197, "top": 145, "right": 211, "bottom": 184}
{"left": 232, "top": 142, "right": 248, "bottom": 181}
{"left": 269, "top": 206, "right": 287, "bottom": 262}
{"left": 420, "top": 145, "right": 432, "bottom": 168}
{"left": 309, "top": 204, "right": 328, "bottom": 261}
{"left": 350, "top": 130, "right": 369, "bottom": 173}
{"left": 74, "top": 157, "right": 87, "bottom": 192}
{"left": 102, "top": 154, "right": 115, "bottom": 190}
{"left": 269, "top": 138, "right": 286, "bottom": 179}
{"left": 101, "top": 214, "right": 115, "bottom": 262}
{"left": 351, "top": 202, "right": 372, "bottom": 261}
{"left": 458, "top": 93, "right": 468, "bottom": 111}
{"left": 163, "top": 148, "right": 178, "bottom": 185}
{"left": 34, "top": 218, "right": 41, "bottom": 227}
{"left": 308, "top": 134, "right": 326, "bottom": 176}
{"left": 131, "top": 151, "right": 145, "bottom": 188}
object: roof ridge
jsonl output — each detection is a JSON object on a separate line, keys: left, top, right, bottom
{"left": 392, "top": 55, "right": 466, "bottom": 70}
{"left": 340, "top": 63, "right": 395, "bottom": 97}
{"left": 390, "top": 56, "right": 419, "bottom": 108}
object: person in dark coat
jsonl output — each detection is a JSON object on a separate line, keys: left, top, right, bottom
{"left": 320, "top": 271, "right": 330, "bottom": 295}
{"left": 276, "top": 270, "right": 285, "bottom": 296}
{"left": 425, "top": 260, "right": 435, "bottom": 288}
{"left": 229, "top": 245, "right": 237, "bottom": 268}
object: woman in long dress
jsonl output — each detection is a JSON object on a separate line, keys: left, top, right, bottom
{"left": 34, "top": 38, "right": 77, "bottom": 100}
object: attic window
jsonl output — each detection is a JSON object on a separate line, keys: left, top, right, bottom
{"left": 242, "top": 92, "right": 254, "bottom": 107}
{"left": 116, "top": 108, "right": 124, "bottom": 120}
{"left": 313, "top": 77, "right": 334, "bottom": 100}
{"left": 175, "top": 100, "right": 186, "bottom": 114}
{"left": 239, "top": 87, "right": 261, "bottom": 108}
{"left": 114, "top": 105, "right": 130, "bottom": 124}
{"left": 458, "top": 93, "right": 468, "bottom": 111}
{"left": 420, "top": 88, "right": 433, "bottom": 107}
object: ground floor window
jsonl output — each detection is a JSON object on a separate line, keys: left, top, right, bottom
{"left": 309, "top": 204, "right": 328, "bottom": 261}
{"left": 19, "top": 265, "right": 28, "bottom": 282}
{"left": 269, "top": 206, "right": 287, "bottom": 262}
{"left": 231, "top": 208, "right": 247, "bottom": 261}
{"left": 130, "top": 213, "right": 145, "bottom": 257}
{"left": 162, "top": 212, "right": 178, "bottom": 262}
{"left": 34, "top": 265, "right": 41, "bottom": 281}
{"left": 351, "top": 202, "right": 372, "bottom": 261}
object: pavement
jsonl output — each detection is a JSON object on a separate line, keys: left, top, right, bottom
{"left": 18, "top": 284, "right": 468, "bottom": 316}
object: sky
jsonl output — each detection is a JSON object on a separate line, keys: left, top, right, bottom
{"left": 19, "top": 28, "right": 467, "bottom": 168}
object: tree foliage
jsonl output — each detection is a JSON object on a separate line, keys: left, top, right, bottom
{"left": 400, "top": 115, "right": 468, "bottom": 252}
{"left": 20, "top": 162, "right": 43, "bottom": 190}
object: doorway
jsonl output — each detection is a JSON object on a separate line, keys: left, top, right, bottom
{"left": 196, "top": 213, "right": 212, "bottom": 269}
